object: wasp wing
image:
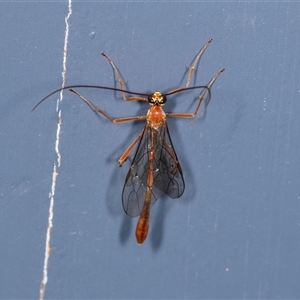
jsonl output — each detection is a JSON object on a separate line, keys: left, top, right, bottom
{"left": 122, "top": 123, "right": 185, "bottom": 217}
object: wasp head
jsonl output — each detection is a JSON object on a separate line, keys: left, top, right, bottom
{"left": 148, "top": 91, "right": 167, "bottom": 106}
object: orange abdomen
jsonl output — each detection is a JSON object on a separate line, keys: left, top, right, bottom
{"left": 135, "top": 216, "right": 149, "bottom": 244}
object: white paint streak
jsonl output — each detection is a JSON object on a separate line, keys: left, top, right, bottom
{"left": 39, "top": 1, "right": 72, "bottom": 299}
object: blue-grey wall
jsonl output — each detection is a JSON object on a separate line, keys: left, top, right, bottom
{"left": 1, "top": 1, "right": 300, "bottom": 299}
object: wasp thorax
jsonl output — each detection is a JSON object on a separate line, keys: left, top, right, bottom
{"left": 148, "top": 91, "right": 167, "bottom": 106}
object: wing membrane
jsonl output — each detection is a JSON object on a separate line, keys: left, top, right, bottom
{"left": 122, "top": 123, "right": 185, "bottom": 217}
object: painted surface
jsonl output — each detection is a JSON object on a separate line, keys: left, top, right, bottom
{"left": 1, "top": 1, "right": 300, "bottom": 299}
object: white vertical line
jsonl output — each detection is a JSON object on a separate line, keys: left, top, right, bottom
{"left": 39, "top": 1, "right": 72, "bottom": 299}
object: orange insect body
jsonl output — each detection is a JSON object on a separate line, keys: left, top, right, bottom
{"left": 134, "top": 91, "right": 168, "bottom": 244}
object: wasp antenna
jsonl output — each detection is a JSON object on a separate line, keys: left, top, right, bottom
{"left": 31, "top": 85, "right": 150, "bottom": 112}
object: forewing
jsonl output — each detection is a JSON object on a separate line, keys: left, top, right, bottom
{"left": 122, "top": 126, "right": 163, "bottom": 217}
{"left": 152, "top": 123, "right": 185, "bottom": 199}
{"left": 122, "top": 123, "right": 185, "bottom": 218}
